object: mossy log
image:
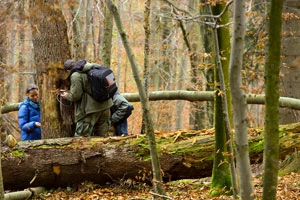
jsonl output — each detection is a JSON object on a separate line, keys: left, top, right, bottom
{"left": 2, "top": 123, "right": 300, "bottom": 190}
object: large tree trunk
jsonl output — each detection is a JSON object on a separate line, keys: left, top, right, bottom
{"left": 29, "top": 0, "right": 73, "bottom": 139}
{"left": 2, "top": 124, "right": 300, "bottom": 191}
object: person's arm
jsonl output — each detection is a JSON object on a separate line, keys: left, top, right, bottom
{"left": 18, "top": 105, "right": 39, "bottom": 132}
{"left": 61, "top": 73, "right": 84, "bottom": 101}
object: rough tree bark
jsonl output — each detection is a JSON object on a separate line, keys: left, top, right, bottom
{"left": 263, "top": 0, "right": 283, "bottom": 199}
{"left": 2, "top": 124, "right": 300, "bottom": 191}
{"left": 29, "top": 0, "right": 73, "bottom": 138}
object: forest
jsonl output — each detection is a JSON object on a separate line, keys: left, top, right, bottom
{"left": 0, "top": 0, "right": 300, "bottom": 199}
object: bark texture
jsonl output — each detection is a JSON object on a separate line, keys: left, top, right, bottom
{"left": 2, "top": 125, "right": 300, "bottom": 190}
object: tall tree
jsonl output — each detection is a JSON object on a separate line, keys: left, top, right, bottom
{"left": 279, "top": 0, "right": 300, "bottom": 124}
{"left": 69, "top": 0, "right": 84, "bottom": 59}
{"left": 106, "top": 0, "right": 166, "bottom": 198}
{"left": 199, "top": 0, "right": 215, "bottom": 128}
{"left": 101, "top": 0, "right": 114, "bottom": 67}
{"left": 29, "top": 0, "right": 73, "bottom": 138}
{"left": 83, "top": 0, "right": 91, "bottom": 58}
{"left": 230, "top": 0, "right": 253, "bottom": 199}
{"left": 263, "top": 0, "right": 283, "bottom": 199}
{"left": 210, "top": 2, "right": 233, "bottom": 196}
{"left": 186, "top": 0, "right": 206, "bottom": 130}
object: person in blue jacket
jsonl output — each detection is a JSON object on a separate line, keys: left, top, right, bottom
{"left": 18, "top": 84, "right": 42, "bottom": 140}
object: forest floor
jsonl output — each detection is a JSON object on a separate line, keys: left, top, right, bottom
{"left": 31, "top": 170, "right": 300, "bottom": 200}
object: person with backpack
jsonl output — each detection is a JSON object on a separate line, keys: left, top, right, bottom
{"left": 18, "top": 84, "right": 42, "bottom": 140}
{"left": 110, "top": 91, "right": 134, "bottom": 136}
{"left": 60, "top": 59, "right": 114, "bottom": 137}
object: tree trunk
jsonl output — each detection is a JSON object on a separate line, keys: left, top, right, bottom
{"left": 2, "top": 125, "right": 300, "bottom": 191}
{"left": 263, "top": 0, "right": 283, "bottom": 199}
{"left": 107, "top": 0, "right": 166, "bottom": 196}
{"left": 69, "top": 0, "right": 84, "bottom": 59}
{"left": 230, "top": 0, "right": 252, "bottom": 199}
{"left": 29, "top": 0, "right": 73, "bottom": 139}
{"left": 211, "top": 3, "right": 234, "bottom": 196}
{"left": 280, "top": 0, "right": 300, "bottom": 124}
{"left": 101, "top": 0, "right": 114, "bottom": 67}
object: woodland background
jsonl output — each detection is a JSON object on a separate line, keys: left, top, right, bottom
{"left": 0, "top": 0, "right": 300, "bottom": 199}
{"left": 1, "top": 0, "right": 300, "bottom": 137}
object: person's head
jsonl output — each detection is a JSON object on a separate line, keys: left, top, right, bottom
{"left": 26, "top": 84, "right": 39, "bottom": 103}
{"left": 64, "top": 59, "right": 76, "bottom": 71}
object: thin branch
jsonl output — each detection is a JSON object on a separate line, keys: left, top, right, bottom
{"left": 149, "top": 191, "right": 174, "bottom": 200}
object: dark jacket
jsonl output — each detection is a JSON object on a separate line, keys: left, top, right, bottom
{"left": 18, "top": 98, "right": 42, "bottom": 140}
{"left": 111, "top": 92, "right": 133, "bottom": 124}
{"left": 66, "top": 60, "right": 113, "bottom": 122}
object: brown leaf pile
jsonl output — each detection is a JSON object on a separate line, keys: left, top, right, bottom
{"left": 34, "top": 173, "right": 300, "bottom": 200}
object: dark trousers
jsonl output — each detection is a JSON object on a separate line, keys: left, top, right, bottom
{"left": 113, "top": 118, "right": 128, "bottom": 136}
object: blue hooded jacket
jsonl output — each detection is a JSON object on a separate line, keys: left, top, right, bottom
{"left": 18, "top": 98, "right": 42, "bottom": 140}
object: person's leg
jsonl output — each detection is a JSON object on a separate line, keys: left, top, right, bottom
{"left": 114, "top": 119, "right": 128, "bottom": 136}
{"left": 93, "top": 109, "right": 111, "bottom": 137}
{"left": 74, "top": 119, "right": 93, "bottom": 137}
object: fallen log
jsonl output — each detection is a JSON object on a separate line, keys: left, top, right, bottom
{"left": 2, "top": 123, "right": 300, "bottom": 190}
{"left": 3, "top": 91, "right": 300, "bottom": 114}
{"left": 4, "top": 187, "right": 46, "bottom": 200}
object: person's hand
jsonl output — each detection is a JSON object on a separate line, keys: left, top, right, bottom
{"left": 60, "top": 92, "right": 68, "bottom": 99}
{"left": 35, "top": 122, "right": 41, "bottom": 127}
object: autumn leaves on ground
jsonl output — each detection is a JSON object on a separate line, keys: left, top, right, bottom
{"left": 27, "top": 130, "right": 300, "bottom": 200}
{"left": 34, "top": 173, "right": 300, "bottom": 199}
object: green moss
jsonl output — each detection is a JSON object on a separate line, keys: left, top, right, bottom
{"left": 11, "top": 150, "right": 26, "bottom": 157}
{"left": 249, "top": 139, "right": 264, "bottom": 153}
{"left": 129, "top": 134, "right": 215, "bottom": 162}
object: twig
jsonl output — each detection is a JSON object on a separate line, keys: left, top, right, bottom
{"left": 149, "top": 191, "right": 174, "bottom": 200}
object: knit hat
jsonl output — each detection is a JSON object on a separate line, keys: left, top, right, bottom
{"left": 64, "top": 59, "right": 76, "bottom": 71}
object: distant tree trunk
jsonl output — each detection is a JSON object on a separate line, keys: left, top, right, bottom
{"left": 0, "top": 2, "right": 8, "bottom": 103}
{"left": 0, "top": 9, "right": 8, "bottom": 196}
{"left": 29, "top": 0, "right": 73, "bottom": 138}
{"left": 279, "top": 0, "right": 300, "bottom": 124}
{"left": 0, "top": 102, "right": 4, "bottom": 200}
{"left": 199, "top": 0, "right": 214, "bottom": 128}
{"left": 230, "top": 0, "right": 253, "bottom": 199}
{"left": 83, "top": 0, "right": 91, "bottom": 58}
{"left": 8, "top": 17, "right": 18, "bottom": 103}
{"left": 142, "top": 0, "right": 151, "bottom": 134}
{"left": 186, "top": 0, "right": 206, "bottom": 130}
{"left": 69, "top": 0, "right": 84, "bottom": 59}
{"left": 101, "top": 0, "right": 114, "bottom": 67}
{"left": 157, "top": 3, "right": 173, "bottom": 131}
{"left": 263, "top": 0, "right": 283, "bottom": 199}
{"left": 106, "top": 0, "right": 166, "bottom": 197}
{"left": 175, "top": 55, "right": 187, "bottom": 130}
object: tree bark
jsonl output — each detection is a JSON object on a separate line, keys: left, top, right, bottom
{"left": 263, "top": 0, "right": 283, "bottom": 199}
{"left": 29, "top": 0, "right": 73, "bottom": 138}
{"left": 211, "top": 2, "right": 234, "bottom": 196}
{"left": 230, "top": 0, "right": 252, "bottom": 198}
{"left": 2, "top": 125, "right": 300, "bottom": 191}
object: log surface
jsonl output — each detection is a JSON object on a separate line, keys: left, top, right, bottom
{"left": 2, "top": 126, "right": 300, "bottom": 190}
